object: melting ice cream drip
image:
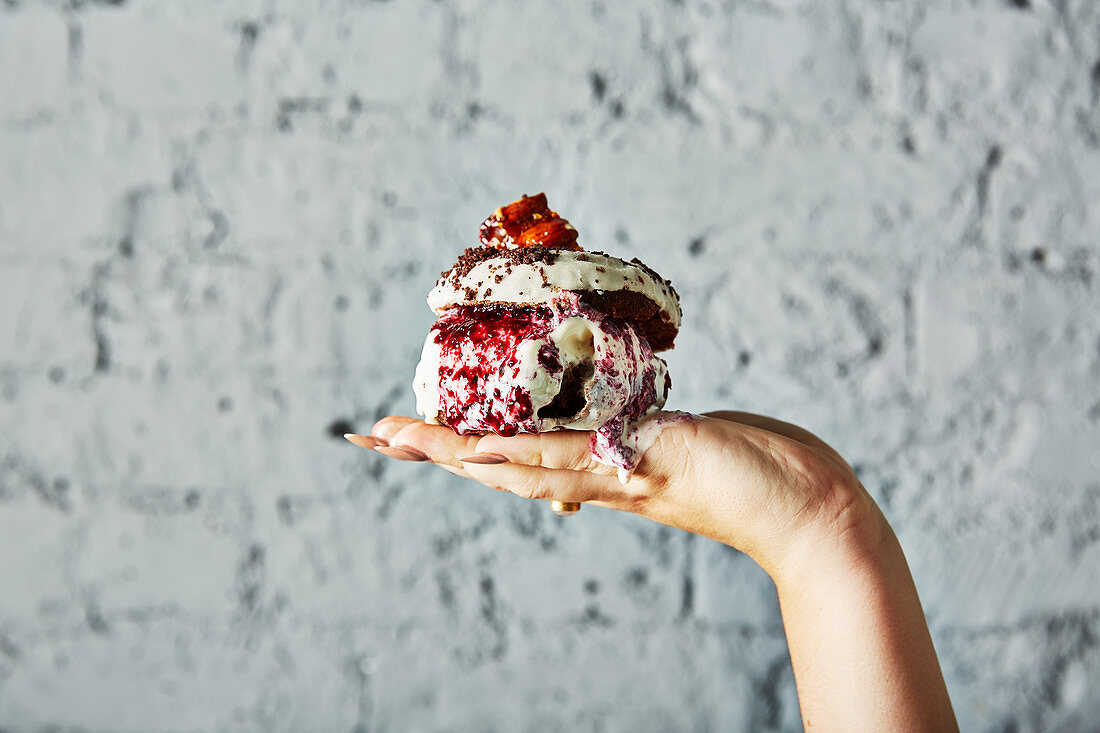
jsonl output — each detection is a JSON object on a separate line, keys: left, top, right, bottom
{"left": 591, "top": 410, "right": 698, "bottom": 484}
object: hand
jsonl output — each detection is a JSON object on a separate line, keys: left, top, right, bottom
{"left": 348, "top": 411, "right": 878, "bottom": 578}
{"left": 348, "top": 413, "right": 958, "bottom": 730}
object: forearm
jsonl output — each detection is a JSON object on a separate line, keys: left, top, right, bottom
{"left": 362, "top": 414, "right": 957, "bottom": 729}
{"left": 774, "top": 504, "right": 958, "bottom": 731}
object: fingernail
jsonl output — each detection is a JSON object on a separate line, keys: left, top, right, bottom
{"left": 374, "top": 445, "right": 430, "bottom": 462}
{"left": 345, "top": 434, "right": 386, "bottom": 449}
{"left": 459, "top": 453, "right": 509, "bottom": 465}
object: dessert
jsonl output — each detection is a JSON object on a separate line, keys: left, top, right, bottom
{"left": 413, "top": 193, "right": 681, "bottom": 480}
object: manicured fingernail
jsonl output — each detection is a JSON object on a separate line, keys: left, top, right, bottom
{"left": 374, "top": 445, "right": 430, "bottom": 462}
{"left": 459, "top": 453, "right": 509, "bottom": 465}
{"left": 345, "top": 434, "right": 386, "bottom": 449}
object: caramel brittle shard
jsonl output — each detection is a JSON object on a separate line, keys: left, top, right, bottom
{"left": 478, "top": 193, "right": 582, "bottom": 251}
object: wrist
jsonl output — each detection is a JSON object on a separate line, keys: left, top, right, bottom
{"left": 767, "top": 486, "right": 959, "bottom": 732}
{"left": 767, "top": 481, "right": 893, "bottom": 592}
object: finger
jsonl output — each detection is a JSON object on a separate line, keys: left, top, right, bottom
{"left": 367, "top": 415, "right": 481, "bottom": 466}
{"left": 386, "top": 419, "right": 484, "bottom": 470}
{"left": 346, "top": 431, "right": 432, "bottom": 462}
{"left": 370, "top": 416, "right": 421, "bottom": 442}
{"left": 474, "top": 430, "right": 619, "bottom": 477}
{"left": 344, "top": 433, "right": 386, "bottom": 450}
{"left": 357, "top": 416, "right": 481, "bottom": 480}
{"left": 461, "top": 461, "right": 624, "bottom": 505}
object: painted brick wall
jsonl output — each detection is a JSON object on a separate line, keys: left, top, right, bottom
{"left": 1, "top": 0, "right": 1098, "bottom": 731}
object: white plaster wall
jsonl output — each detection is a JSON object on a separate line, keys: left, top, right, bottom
{"left": 1, "top": 0, "right": 1098, "bottom": 730}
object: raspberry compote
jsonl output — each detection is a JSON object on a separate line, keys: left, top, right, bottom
{"left": 429, "top": 304, "right": 562, "bottom": 437}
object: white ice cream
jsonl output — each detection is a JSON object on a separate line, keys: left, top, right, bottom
{"left": 591, "top": 410, "right": 697, "bottom": 483}
{"left": 427, "top": 251, "right": 682, "bottom": 331}
{"left": 413, "top": 307, "right": 668, "bottom": 434}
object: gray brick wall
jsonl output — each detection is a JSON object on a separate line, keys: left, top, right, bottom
{"left": 1, "top": 0, "right": 1098, "bottom": 731}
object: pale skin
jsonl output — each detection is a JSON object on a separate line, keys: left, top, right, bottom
{"left": 347, "top": 412, "right": 959, "bottom": 731}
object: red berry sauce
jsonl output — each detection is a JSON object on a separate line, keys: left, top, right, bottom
{"left": 430, "top": 305, "right": 563, "bottom": 436}
{"left": 426, "top": 297, "right": 670, "bottom": 472}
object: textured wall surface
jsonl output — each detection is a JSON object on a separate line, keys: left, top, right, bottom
{"left": 2, "top": 0, "right": 1099, "bottom": 731}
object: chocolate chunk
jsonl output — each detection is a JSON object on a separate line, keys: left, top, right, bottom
{"left": 537, "top": 361, "right": 594, "bottom": 419}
